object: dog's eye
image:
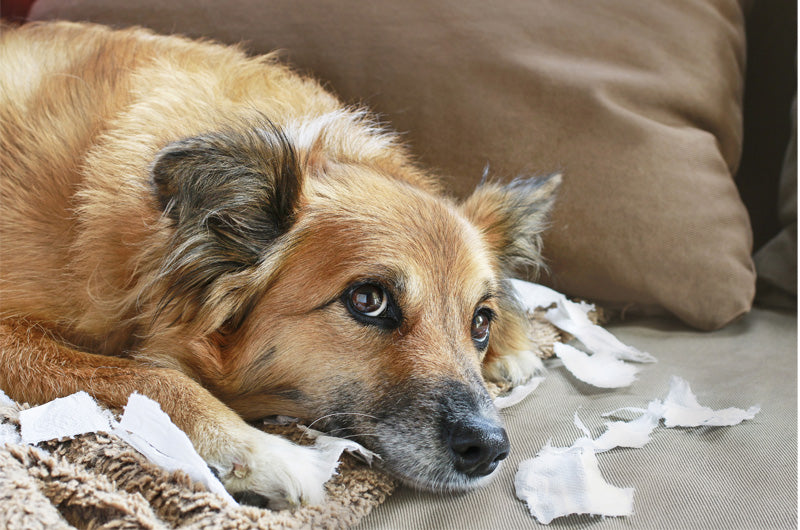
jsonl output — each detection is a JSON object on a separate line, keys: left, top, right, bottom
{"left": 342, "top": 282, "right": 401, "bottom": 329}
{"left": 471, "top": 308, "right": 493, "bottom": 348}
{"left": 350, "top": 284, "right": 388, "bottom": 317}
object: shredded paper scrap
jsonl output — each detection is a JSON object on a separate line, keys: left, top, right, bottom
{"left": 514, "top": 376, "right": 760, "bottom": 524}
{"left": 509, "top": 279, "right": 656, "bottom": 388}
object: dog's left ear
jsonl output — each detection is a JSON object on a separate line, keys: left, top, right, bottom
{"left": 149, "top": 124, "right": 304, "bottom": 326}
{"left": 460, "top": 173, "right": 561, "bottom": 277}
{"left": 151, "top": 124, "right": 303, "bottom": 270}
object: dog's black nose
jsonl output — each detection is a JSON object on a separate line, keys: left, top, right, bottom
{"left": 445, "top": 417, "right": 510, "bottom": 477}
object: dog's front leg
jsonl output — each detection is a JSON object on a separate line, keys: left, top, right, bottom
{"left": 0, "top": 318, "right": 328, "bottom": 509}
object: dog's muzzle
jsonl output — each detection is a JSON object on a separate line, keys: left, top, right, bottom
{"left": 331, "top": 376, "right": 510, "bottom": 490}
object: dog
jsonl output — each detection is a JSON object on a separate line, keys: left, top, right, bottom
{"left": 0, "top": 21, "right": 559, "bottom": 508}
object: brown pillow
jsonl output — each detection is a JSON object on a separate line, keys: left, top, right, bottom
{"left": 30, "top": 0, "right": 756, "bottom": 330}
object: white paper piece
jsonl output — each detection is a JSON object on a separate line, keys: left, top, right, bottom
{"left": 660, "top": 376, "right": 760, "bottom": 428}
{"left": 509, "top": 279, "right": 656, "bottom": 364}
{"left": 494, "top": 376, "right": 545, "bottom": 409}
{"left": 574, "top": 402, "right": 662, "bottom": 453}
{"left": 112, "top": 393, "right": 235, "bottom": 504}
{"left": 509, "top": 279, "right": 654, "bottom": 388}
{"left": 19, "top": 391, "right": 115, "bottom": 444}
{"left": 297, "top": 425, "right": 379, "bottom": 466}
{"left": 514, "top": 406, "right": 654, "bottom": 525}
{"left": 311, "top": 432, "right": 380, "bottom": 472}
{"left": 515, "top": 444, "right": 634, "bottom": 524}
{"left": 554, "top": 343, "right": 638, "bottom": 388}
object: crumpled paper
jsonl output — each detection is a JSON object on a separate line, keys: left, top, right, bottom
{"left": 515, "top": 376, "right": 760, "bottom": 524}
{"left": 659, "top": 376, "right": 761, "bottom": 427}
{"left": 553, "top": 343, "right": 639, "bottom": 389}
{"left": 510, "top": 279, "right": 656, "bottom": 388}
{"left": 297, "top": 425, "right": 380, "bottom": 467}
{"left": 5, "top": 390, "right": 378, "bottom": 506}
{"left": 514, "top": 444, "right": 634, "bottom": 525}
{"left": 573, "top": 405, "right": 662, "bottom": 454}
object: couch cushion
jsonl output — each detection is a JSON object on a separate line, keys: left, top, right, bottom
{"left": 30, "top": 0, "right": 756, "bottom": 329}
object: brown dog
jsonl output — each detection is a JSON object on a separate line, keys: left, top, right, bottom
{"left": 0, "top": 21, "right": 559, "bottom": 508}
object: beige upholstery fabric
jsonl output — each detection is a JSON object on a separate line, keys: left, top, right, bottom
{"left": 31, "top": 0, "right": 756, "bottom": 330}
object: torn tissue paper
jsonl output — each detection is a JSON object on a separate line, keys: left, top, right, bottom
{"left": 515, "top": 376, "right": 760, "bottom": 524}
{"left": 515, "top": 444, "right": 634, "bottom": 524}
{"left": 509, "top": 279, "right": 655, "bottom": 388}
{"left": 19, "top": 391, "right": 115, "bottom": 445}
{"left": 660, "top": 376, "right": 761, "bottom": 428}
{"left": 602, "top": 376, "right": 761, "bottom": 430}
{"left": 113, "top": 393, "right": 234, "bottom": 503}
{"left": 298, "top": 425, "right": 380, "bottom": 473}
{"left": 553, "top": 344, "right": 638, "bottom": 389}
{"left": 572, "top": 406, "right": 661, "bottom": 454}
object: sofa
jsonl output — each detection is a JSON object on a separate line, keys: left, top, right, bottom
{"left": 4, "top": 0, "right": 797, "bottom": 528}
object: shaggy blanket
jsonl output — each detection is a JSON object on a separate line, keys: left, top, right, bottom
{"left": 0, "top": 313, "right": 577, "bottom": 529}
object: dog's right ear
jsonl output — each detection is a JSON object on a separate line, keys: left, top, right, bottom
{"left": 149, "top": 124, "right": 304, "bottom": 320}
{"left": 460, "top": 173, "right": 561, "bottom": 278}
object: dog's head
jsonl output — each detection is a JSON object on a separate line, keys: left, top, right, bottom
{"left": 147, "top": 115, "right": 559, "bottom": 490}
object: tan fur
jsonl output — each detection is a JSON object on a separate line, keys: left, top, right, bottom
{"left": 0, "top": 21, "right": 559, "bottom": 506}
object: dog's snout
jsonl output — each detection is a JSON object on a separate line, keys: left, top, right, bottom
{"left": 445, "top": 417, "right": 510, "bottom": 477}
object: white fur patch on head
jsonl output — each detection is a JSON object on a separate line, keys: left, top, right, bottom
{"left": 282, "top": 109, "right": 399, "bottom": 167}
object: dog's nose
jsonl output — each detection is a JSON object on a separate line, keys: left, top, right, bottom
{"left": 445, "top": 417, "right": 510, "bottom": 477}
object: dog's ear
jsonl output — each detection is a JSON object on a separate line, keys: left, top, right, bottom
{"left": 151, "top": 124, "right": 302, "bottom": 266}
{"left": 149, "top": 124, "right": 303, "bottom": 321}
{"left": 460, "top": 173, "right": 561, "bottom": 278}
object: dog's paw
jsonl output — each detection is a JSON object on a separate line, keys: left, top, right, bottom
{"left": 483, "top": 349, "right": 545, "bottom": 388}
{"left": 212, "top": 425, "right": 330, "bottom": 510}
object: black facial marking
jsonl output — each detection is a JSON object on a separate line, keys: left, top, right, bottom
{"left": 275, "top": 388, "right": 306, "bottom": 402}
{"left": 253, "top": 346, "right": 276, "bottom": 370}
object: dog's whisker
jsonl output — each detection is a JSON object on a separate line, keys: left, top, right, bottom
{"left": 306, "top": 411, "right": 379, "bottom": 430}
{"left": 322, "top": 426, "right": 380, "bottom": 438}
{"left": 337, "top": 433, "right": 380, "bottom": 440}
